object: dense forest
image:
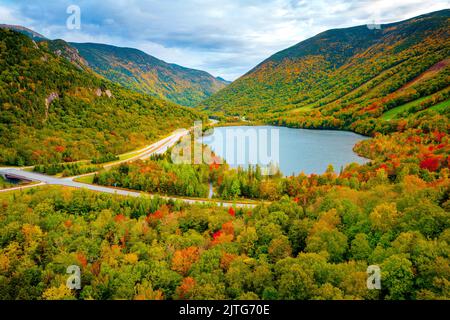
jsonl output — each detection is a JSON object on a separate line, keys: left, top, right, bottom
{"left": 0, "top": 167, "right": 448, "bottom": 300}
{"left": 93, "top": 153, "right": 211, "bottom": 198}
{"left": 0, "top": 29, "right": 201, "bottom": 166}
{"left": 0, "top": 98, "right": 448, "bottom": 299}
{"left": 0, "top": 10, "right": 448, "bottom": 301}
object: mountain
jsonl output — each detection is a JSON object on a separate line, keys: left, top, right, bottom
{"left": 45, "top": 39, "right": 89, "bottom": 70}
{"left": 0, "top": 24, "right": 47, "bottom": 41}
{"left": 0, "top": 25, "right": 228, "bottom": 107}
{"left": 70, "top": 42, "right": 229, "bottom": 107}
{"left": 0, "top": 25, "right": 89, "bottom": 70}
{"left": 201, "top": 9, "right": 449, "bottom": 134}
{"left": 216, "top": 76, "right": 231, "bottom": 84}
{"left": 0, "top": 29, "right": 201, "bottom": 166}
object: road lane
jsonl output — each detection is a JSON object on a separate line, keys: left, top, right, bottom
{"left": 103, "top": 129, "right": 189, "bottom": 167}
{"left": 0, "top": 167, "right": 256, "bottom": 207}
{"left": 0, "top": 127, "right": 259, "bottom": 208}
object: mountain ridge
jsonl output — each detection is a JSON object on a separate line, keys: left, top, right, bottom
{"left": 70, "top": 42, "right": 229, "bottom": 107}
{"left": 244, "top": 9, "right": 449, "bottom": 78}
{"left": 0, "top": 24, "right": 47, "bottom": 40}
{"left": 201, "top": 9, "right": 450, "bottom": 134}
{"left": 0, "top": 24, "right": 228, "bottom": 107}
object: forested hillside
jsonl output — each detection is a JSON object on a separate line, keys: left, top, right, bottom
{"left": 0, "top": 165, "right": 448, "bottom": 300}
{"left": 71, "top": 43, "right": 229, "bottom": 107}
{"left": 0, "top": 29, "right": 200, "bottom": 165}
{"left": 202, "top": 10, "right": 450, "bottom": 136}
{"left": 0, "top": 8, "right": 448, "bottom": 302}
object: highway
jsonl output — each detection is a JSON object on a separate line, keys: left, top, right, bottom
{"left": 0, "top": 128, "right": 258, "bottom": 208}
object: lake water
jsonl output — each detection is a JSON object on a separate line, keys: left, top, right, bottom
{"left": 201, "top": 125, "right": 369, "bottom": 176}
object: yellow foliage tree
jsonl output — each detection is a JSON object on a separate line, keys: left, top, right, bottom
{"left": 42, "top": 284, "right": 75, "bottom": 300}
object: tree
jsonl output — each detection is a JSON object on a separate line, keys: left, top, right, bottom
{"left": 276, "top": 263, "right": 316, "bottom": 300}
{"left": 350, "top": 233, "right": 371, "bottom": 261}
{"left": 252, "top": 263, "right": 273, "bottom": 296}
{"left": 313, "top": 283, "right": 344, "bottom": 300}
{"left": 42, "top": 284, "right": 75, "bottom": 300}
{"left": 306, "top": 229, "right": 348, "bottom": 262}
{"left": 171, "top": 247, "right": 200, "bottom": 276}
{"left": 369, "top": 203, "right": 401, "bottom": 233}
{"left": 420, "top": 156, "right": 441, "bottom": 172}
{"left": 230, "top": 179, "right": 241, "bottom": 198}
{"left": 134, "top": 280, "right": 164, "bottom": 300}
{"left": 288, "top": 218, "right": 312, "bottom": 255}
{"left": 237, "top": 227, "right": 258, "bottom": 255}
{"left": 268, "top": 236, "right": 292, "bottom": 262}
{"left": 400, "top": 201, "right": 448, "bottom": 238}
{"left": 224, "top": 258, "right": 253, "bottom": 298}
{"left": 175, "top": 277, "right": 196, "bottom": 300}
{"left": 381, "top": 254, "right": 414, "bottom": 300}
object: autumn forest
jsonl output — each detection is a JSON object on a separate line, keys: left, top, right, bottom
{"left": 0, "top": 7, "right": 449, "bottom": 303}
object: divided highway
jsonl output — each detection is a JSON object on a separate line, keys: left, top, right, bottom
{"left": 0, "top": 128, "right": 257, "bottom": 208}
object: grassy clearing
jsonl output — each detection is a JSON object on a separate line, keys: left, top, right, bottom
{"left": 74, "top": 174, "right": 95, "bottom": 184}
{"left": 425, "top": 99, "right": 450, "bottom": 113}
{"left": 381, "top": 96, "right": 430, "bottom": 120}
{"left": 118, "top": 152, "right": 140, "bottom": 161}
{"left": 289, "top": 104, "right": 315, "bottom": 114}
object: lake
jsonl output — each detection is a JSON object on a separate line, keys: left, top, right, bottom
{"left": 201, "top": 125, "right": 369, "bottom": 176}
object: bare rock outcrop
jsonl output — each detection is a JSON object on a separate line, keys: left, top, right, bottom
{"left": 94, "top": 88, "right": 113, "bottom": 98}
{"left": 44, "top": 92, "right": 59, "bottom": 121}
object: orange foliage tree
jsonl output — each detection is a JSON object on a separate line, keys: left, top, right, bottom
{"left": 171, "top": 246, "right": 200, "bottom": 276}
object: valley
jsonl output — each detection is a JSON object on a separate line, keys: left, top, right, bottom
{"left": 0, "top": 129, "right": 258, "bottom": 207}
{"left": 0, "top": 7, "right": 448, "bottom": 302}
{"left": 70, "top": 42, "right": 229, "bottom": 107}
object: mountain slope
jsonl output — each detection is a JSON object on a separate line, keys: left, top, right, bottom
{"left": 0, "top": 29, "right": 200, "bottom": 165}
{"left": 0, "top": 25, "right": 88, "bottom": 70}
{"left": 70, "top": 42, "right": 229, "bottom": 107}
{"left": 0, "top": 24, "right": 47, "bottom": 41}
{"left": 45, "top": 39, "right": 89, "bottom": 70}
{"left": 202, "top": 9, "right": 450, "bottom": 133}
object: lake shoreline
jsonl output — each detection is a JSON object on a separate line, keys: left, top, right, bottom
{"left": 207, "top": 120, "right": 373, "bottom": 163}
{"left": 202, "top": 124, "right": 371, "bottom": 176}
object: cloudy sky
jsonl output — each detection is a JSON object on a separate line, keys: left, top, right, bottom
{"left": 1, "top": 0, "right": 449, "bottom": 80}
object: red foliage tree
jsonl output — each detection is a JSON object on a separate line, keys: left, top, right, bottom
{"left": 213, "top": 230, "right": 222, "bottom": 240}
{"left": 54, "top": 145, "right": 65, "bottom": 153}
{"left": 420, "top": 156, "right": 441, "bottom": 172}
{"left": 76, "top": 252, "right": 88, "bottom": 268}
{"left": 221, "top": 221, "right": 234, "bottom": 235}
{"left": 114, "top": 214, "right": 126, "bottom": 223}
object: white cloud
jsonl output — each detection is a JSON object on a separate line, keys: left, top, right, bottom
{"left": 1, "top": 0, "right": 449, "bottom": 80}
{"left": 0, "top": 4, "right": 30, "bottom": 25}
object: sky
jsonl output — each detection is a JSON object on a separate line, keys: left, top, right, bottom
{"left": 1, "top": 0, "right": 449, "bottom": 80}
